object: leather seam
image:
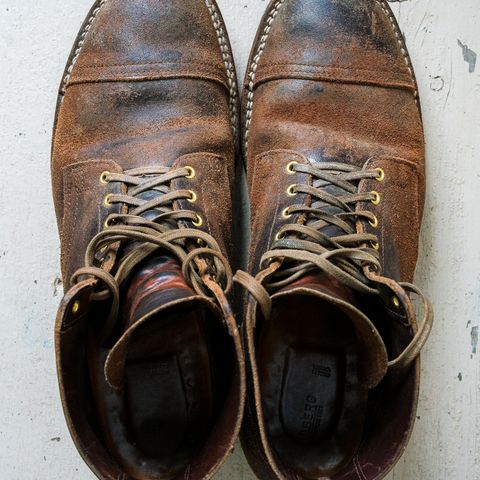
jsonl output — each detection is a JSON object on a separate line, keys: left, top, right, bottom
{"left": 74, "top": 60, "right": 227, "bottom": 71}
{"left": 374, "top": 0, "right": 419, "bottom": 104}
{"left": 204, "top": 0, "right": 239, "bottom": 140}
{"left": 256, "top": 62, "right": 414, "bottom": 77}
{"left": 244, "top": 0, "right": 286, "bottom": 154}
{"left": 61, "top": 0, "right": 108, "bottom": 94}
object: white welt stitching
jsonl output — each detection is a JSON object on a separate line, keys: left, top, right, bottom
{"left": 244, "top": 0, "right": 285, "bottom": 154}
{"left": 374, "top": 0, "right": 419, "bottom": 103}
{"left": 204, "top": 0, "right": 239, "bottom": 140}
{"left": 61, "top": 0, "right": 108, "bottom": 95}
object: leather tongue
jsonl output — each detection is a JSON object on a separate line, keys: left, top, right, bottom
{"left": 104, "top": 253, "right": 200, "bottom": 390}
{"left": 273, "top": 273, "right": 389, "bottom": 389}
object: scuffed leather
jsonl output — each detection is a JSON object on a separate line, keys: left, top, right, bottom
{"left": 52, "top": 1, "right": 243, "bottom": 479}
{"left": 241, "top": 1, "right": 426, "bottom": 479}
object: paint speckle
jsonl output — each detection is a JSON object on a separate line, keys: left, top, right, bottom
{"left": 458, "top": 372, "right": 462, "bottom": 381}
{"left": 471, "top": 326, "right": 478, "bottom": 356}
{"left": 50, "top": 437, "right": 61, "bottom": 442}
{"left": 430, "top": 76, "right": 444, "bottom": 92}
{"left": 457, "top": 40, "right": 477, "bottom": 73}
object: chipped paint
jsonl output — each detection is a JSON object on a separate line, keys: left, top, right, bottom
{"left": 457, "top": 39, "right": 477, "bottom": 73}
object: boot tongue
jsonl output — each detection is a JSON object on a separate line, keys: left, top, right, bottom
{"left": 273, "top": 273, "right": 389, "bottom": 389}
{"left": 104, "top": 252, "right": 199, "bottom": 389}
{"left": 120, "top": 253, "right": 196, "bottom": 329}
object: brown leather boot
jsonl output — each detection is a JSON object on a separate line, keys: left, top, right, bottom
{"left": 236, "top": 0, "right": 433, "bottom": 479}
{"left": 51, "top": 1, "right": 244, "bottom": 479}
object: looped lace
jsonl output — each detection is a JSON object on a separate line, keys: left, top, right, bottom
{"left": 235, "top": 161, "right": 433, "bottom": 371}
{"left": 71, "top": 165, "right": 232, "bottom": 337}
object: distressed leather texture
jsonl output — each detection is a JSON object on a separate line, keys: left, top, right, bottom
{"left": 51, "top": 1, "right": 243, "bottom": 479}
{"left": 241, "top": 1, "right": 426, "bottom": 479}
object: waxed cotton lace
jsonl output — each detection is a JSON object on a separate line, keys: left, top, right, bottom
{"left": 234, "top": 161, "right": 433, "bottom": 371}
{"left": 71, "top": 166, "right": 233, "bottom": 338}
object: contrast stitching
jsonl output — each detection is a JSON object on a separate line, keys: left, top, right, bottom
{"left": 204, "top": 0, "right": 239, "bottom": 139}
{"left": 244, "top": 0, "right": 285, "bottom": 153}
{"left": 61, "top": 0, "right": 108, "bottom": 95}
{"left": 353, "top": 455, "right": 368, "bottom": 480}
{"left": 374, "top": 0, "right": 419, "bottom": 103}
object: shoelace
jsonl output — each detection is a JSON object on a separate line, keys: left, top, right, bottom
{"left": 235, "top": 161, "right": 433, "bottom": 370}
{"left": 71, "top": 165, "right": 233, "bottom": 338}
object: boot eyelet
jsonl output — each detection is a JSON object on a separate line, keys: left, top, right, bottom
{"left": 392, "top": 296, "right": 401, "bottom": 308}
{"left": 192, "top": 214, "right": 203, "bottom": 227}
{"left": 375, "top": 168, "right": 385, "bottom": 182}
{"left": 286, "top": 184, "right": 297, "bottom": 196}
{"left": 103, "top": 194, "right": 113, "bottom": 207}
{"left": 100, "top": 171, "right": 110, "bottom": 184}
{"left": 275, "top": 232, "right": 284, "bottom": 241}
{"left": 197, "top": 238, "right": 206, "bottom": 247}
{"left": 104, "top": 217, "right": 113, "bottom": 228}
{"left": 369, "top": 215, "right": 379, "bottom": 228}
{"left": 71, "top": 301, "right": 80, "bottom": 314}
{"left": 282, "top": 207, "right": 292, "bottom": 219}
{"left": 185, "top": 166, "right": 196, "bottom": 179}
{"left": 371, "top": 191, "right": 381, "bottom": 205}
{"left": 371, "top": 241, "right": 380, "bottom": 250}
{"left": 187, "top": 190, "right": 197, "bottom": 203}
{"left": 286, "top": 161, "right": 298, "bottom": 174}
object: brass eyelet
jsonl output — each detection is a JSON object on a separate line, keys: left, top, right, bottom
{"left": 375, "top": 168, "right": 385, "bottom": 182}
{"left": 392, "top": 295, "right": 401, "bottom": 308}
{"left": 369, "top": 215, "right": 379, "bottom": 228}
{"left": 100, "top": 171, "right": 110, "bottom": 184}
{"left": 286, "top": 161, "right": 298, "bottom": 174}
{"left": 103, "top": 194, "right": 113, "bottom": 207}
{"left": 192, "top": 214, "right": 203, "bottom": 227}
{"left": 197, "top": 238, "right": 206, "bottom": 247}
{"left": 104, "top": 217, "right": 112, "bottom": 229}
{"left": 286, "top": 184, "right": 297, "bottom": 197}
{"left": 371, "top": 241, "right": 380, "bottom": 250}
{"left": 371, "top": 191, "right": 381, "bottom": 205}
{"left": 282, "top": 207, "right": 292, "bottom": 219}
{"left": 185, "top": 166, "right": 196, "bottom": 179}
{"left": 187, "top": 190, "right": 197, "bottom": 203}
{"left": 71, "top": 300, "right": 80, "bottom": 314}
{"left": 275, "top": 232, "right": 284, "bottom": 241}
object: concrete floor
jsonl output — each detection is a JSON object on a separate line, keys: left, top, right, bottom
{"left": 0, "top": 0, "right": 479, "bottom": 479}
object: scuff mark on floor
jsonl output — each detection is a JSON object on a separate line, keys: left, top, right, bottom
{"left": 471, "top": 326, "right": 478, "bottom": 356}
{"left": 457, "top": 39, "right": 477, "bottom": 73}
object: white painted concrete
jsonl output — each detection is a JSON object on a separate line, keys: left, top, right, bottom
{"left": 0, "top": 0, "right": 478, "bottom": 478}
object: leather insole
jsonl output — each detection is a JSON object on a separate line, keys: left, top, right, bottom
{"left": 90, "top": 305, "right": 219, "bottom": 479}
{"left": 258, "top": 295, "right": 368, "bottom": 478}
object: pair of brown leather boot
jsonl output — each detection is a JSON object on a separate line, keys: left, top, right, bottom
{"left": 52, "top": 1, "right": 433, "bottom": 479}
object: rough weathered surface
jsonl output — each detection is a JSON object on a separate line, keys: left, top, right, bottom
{"left": 0, "top": 1, "right": 478, "bottom": 479}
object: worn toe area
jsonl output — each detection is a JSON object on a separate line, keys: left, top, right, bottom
{"left": 253, "top": 0, "right": 417, "bottom": 91}
{"left": 62, "top": 0, "right": 230, "bottom": 92}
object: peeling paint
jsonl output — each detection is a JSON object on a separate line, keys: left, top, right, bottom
{"left": 457, "top": 39, "right": 477, "bottom": 73}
